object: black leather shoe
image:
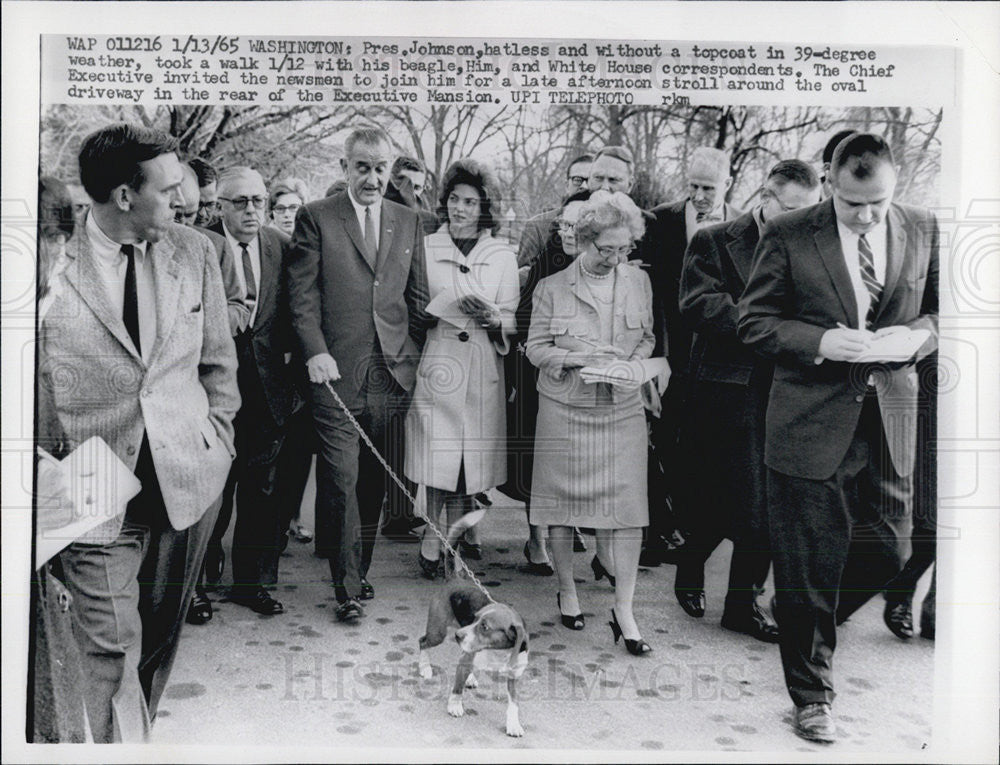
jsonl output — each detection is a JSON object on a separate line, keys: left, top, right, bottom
{"left": 204, "top": 545, "right": 225, "bottom": 585}
{"left": 229, "top": 587, "right": 284, "bottom": 615}
{"left": 572, "top": 528, "right": 588, "bottom": 553}
{"left": 185, "top": 587, "right": 213, "bottom": 625}
{"left": 675, "top": 589, "right": 706, "bottom": 618}
{"left": 721, "top": 602, "right": 779, "bottom": 643}
{"left": 523, "top": 542, "right": 554, "bottom": 577}
{"left": 883, "top": 599, "right": 914, "bottom": 639}
{"left": 335, "top": 598, "right": 364, "bottom": 622}
{"left": 418, "top": 554, "right": 440, "bottom": 580}
{"left": 590, "top": 555, "right": 616, "bottom": 586}
{"left": 793, "top": 702, "right": 836, "bottom": 743}
{"left": 359, "top": 577, "right": 375, "bottom": 600}
{"left": 459, "top": 540, "right": 483, "bottom": 560}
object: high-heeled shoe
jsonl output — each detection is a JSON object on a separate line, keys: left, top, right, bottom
{"left": 418, "top": 554, "right": 440, "bottom": 580}
{"left": 591, "top": 556, "right": 616, "bottom": 587}
{"left": 523, "top": 542, "right": 554, "bottom": 576}
{"left": 557, "top": 593, "right": 585, "bottom": 630}
{"left": 609, "top": 609, "right": 652, "bottom": 656}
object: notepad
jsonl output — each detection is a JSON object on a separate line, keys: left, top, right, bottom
{"left": 36, "top": 437, "right": 142, "bottom": 567}
{"left": 854, "top": 328, "right": 931, "bottom": 362}
{"left": 426, "top": 288, "right": 499, "bottom": 329}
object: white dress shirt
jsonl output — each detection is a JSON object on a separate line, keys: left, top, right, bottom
{"left": 347, "top": 187, "right": 381, "bottom": 253}
{"left": 684, "top": 199, "right": 727, "bottom": 244}
{"left": 223, "top": 224, "right": 261, "bottom": 327}
{"left": 86, "top": 213, "right": 156, "bottom": 361}
{"left": 836, "top": 218, "right": 888, "bottom": 329}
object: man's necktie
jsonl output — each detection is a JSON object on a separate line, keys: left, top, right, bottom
{"left": 239, "top": 242, "right": 257, "bottom": 307}
{"left": 364, "top": 206, "right": 377, "bottom": 261}
{"left": 858, "top": 233, "right": 882, "bottom": 328}
{"left": 121, "top": 244, "right": 140, "bottom": 354}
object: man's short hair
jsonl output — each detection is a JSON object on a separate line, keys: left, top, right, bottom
{"left": 593, "top": 146, "right": 634, "bottom": 169}
{"left": 767, "top": 159, "right": 821, "bottom": 190}
{"left": 830, "top": 132, "right": 895, "bottom": 182}
{"left": 391, "top": 156, "right": 425, "bottom": 180}
{"left": 687, "top": 147, "right": 730, "bottom": 182}
{"left": 344, "top": 126, "right": 391, "bottom": 157}
{"left": 38, "top": 175, "right": 76, "bottom": 241}
{"left": 566, "top": 153, "right": 594, "bottom": 175}
{"left": 821, "top": 129, "right": 858, "bottom": 166}
{"left": 188, "top": 157, "right": 218, "bottom": 189}
{"left": 78, "top": 123, "right": 178, "bottom": 204}
{"left": 216, "top": 166, "right": 265, "bottom": 197}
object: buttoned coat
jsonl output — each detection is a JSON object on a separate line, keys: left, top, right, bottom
{"left": 405, "top": 228, "right": 519, "bottom": 493}
{"left": 37, "top": 220, "right": 240, "bottom": 545}
{"left": 285, "top": 191, "right": 430, "bottom": 408}
{"left": 527, "top": 259, "right": 655, "bottom": 407}
{"left": 737, "top": 199, "right": 939, "bottom": 480}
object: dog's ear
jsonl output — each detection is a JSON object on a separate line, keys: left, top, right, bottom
{"left": 506, "top": 620, "right": 528, "bottom": 679}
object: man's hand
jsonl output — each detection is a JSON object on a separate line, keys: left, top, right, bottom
{"left": 307, "top": 353, "right": 341, "bottom": 384}
{"left": 818, "top": 327, "right": 872, "bottom": 362}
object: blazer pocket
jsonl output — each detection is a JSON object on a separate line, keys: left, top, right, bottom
{"left": 189, "top": 302, "right": 203, "bottom": 313}
{"left": 625, "top": 311, "right": 650, "bottom": 329}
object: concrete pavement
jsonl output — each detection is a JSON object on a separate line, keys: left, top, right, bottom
{"left": 151, "top": 489, "right": 934, "bottom": 757}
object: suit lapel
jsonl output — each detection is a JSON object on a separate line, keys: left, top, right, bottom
{"left": 63, "top": 230, "right": 142, "bottom": 360}
{"left": 876, "top": 205, "right": 907, "bottom": 322}
{"left": 337, "top": 193, "right": 375, "bottom": 272}
{"left": 566, "top": 261, "right": 598, "bottom": 312}
{"left": 724, "top": 212, "right": 759, "bottom": 288}
{"left": 255, "top": 228, "right": 277, "bottom": 321}
{"left": 376, "top": 203, "right": 396, "bottom": 271}
{"left": 147, "top": 235, "right": 181, "bottom": 366}
{"left": 812, "top": 201, "right": 860, "bottom": 328}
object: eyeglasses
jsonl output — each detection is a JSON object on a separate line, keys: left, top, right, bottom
{"left": 567, "top": 175, "right": 588, "bottom": 188}
{"left": 198, "top": 199, "right": 221, "bottom": 210}
{"left": 272, "top": 204, "right": 301, "bottom": 215}
{"left": 220, "top": 196, "right": 267, "bottom": 210}
{"left": 595, "top": 243, "right": 635, "bottom": 258}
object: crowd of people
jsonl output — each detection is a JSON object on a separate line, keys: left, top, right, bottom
{"left": 33, "top": 121, "right": 938, "bottom": 745}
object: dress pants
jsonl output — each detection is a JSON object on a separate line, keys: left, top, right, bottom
{"left": 768, "top": 395, "right": 912, "bottom": 707}
{"left": 59, "top": 437, "right": 220, "bottom": 741}
{"left": 645, "top": 371, "right": 687, "bottom": 546}
{"left": 311, "top": 343, "right": 409, "bottom": 598}
{"left": 675, "top": 366, "right": 771, "bottom": 607}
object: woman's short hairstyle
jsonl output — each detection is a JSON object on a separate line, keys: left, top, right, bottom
{"left": 437, "top": 158, "right": 503, "bottom": 234}
{"left": 269, "top": 177, "right": 309, "bottom": 210}
{"left": 574, "top": 190, "right": 645, "bottom": 246}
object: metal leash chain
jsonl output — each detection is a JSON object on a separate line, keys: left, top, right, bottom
{"left": 323, "top": 380, "right": 497, "bottom": 605}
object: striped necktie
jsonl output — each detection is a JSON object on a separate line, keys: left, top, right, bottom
{"left": 858, "top": 233, "right": 882, "bottom": 328}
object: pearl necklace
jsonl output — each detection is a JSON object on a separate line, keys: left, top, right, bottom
{"left": 580, "top": 260, "right": 612, "bottom": 280}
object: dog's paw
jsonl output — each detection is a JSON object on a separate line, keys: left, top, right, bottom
{"left": 447, "top": 694, "right": 465, "bottom": 718}
{"left": 419, "top": 663, "right": 433, "bottom": 680}
{"left": 465, "top": 671, "right": 479, "bottom": 689}
{"left": 505, "top": 710, "right": 525, "bottom": 738}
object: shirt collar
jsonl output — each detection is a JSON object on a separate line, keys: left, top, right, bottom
{"left": 752, "top": 205, "right": 765, "bottom": 233}
{"left": 835, "top": 217, "right": 887, "bottom": 246}
{"left": 222, "top": 222, "right": 258, "bottom": 255}
{"left": 86, "top": 211, "right": 147, "bottom": 263}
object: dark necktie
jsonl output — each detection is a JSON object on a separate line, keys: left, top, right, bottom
{"left": 121, "top": 244, "right": 140, "bottom": 354}
{"left": 696, "top": 210, "right": 722, "bottom": 224}
{"left": 364, "top": 206, "right": 377, "bottom": 261}
{"left": 858, "top": 233, "right": 882, "bottom": 328}
{"left": 239, "top": 242, "right": 257, "bottom": 307}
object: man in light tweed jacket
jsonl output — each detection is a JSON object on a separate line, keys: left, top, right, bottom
{"left": 36, "top": 123, "right": 239, "bottom": 742}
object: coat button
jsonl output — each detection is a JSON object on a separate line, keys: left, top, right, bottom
{"left": 126, "top": 445, "right": 136, "bottom": 456}
{"left": 459, "top": 264, "right": 470, "bottom": 274}
{"left": 373, "top": 280, "right": 379, "bottom": 287}
{"left": 855, "top": 394, "right": 864, "bottom": 403}
{"left": 458, "top": 331, "right": 470, "bottom": 342}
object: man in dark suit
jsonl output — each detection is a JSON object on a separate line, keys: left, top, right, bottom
{"left": 517, "top": 153, "right": 592, "bottom": 269}
{"left": 38, "top": 123, "right": 239, "bottom": 741}
{"left": 677, "top": 159, "right": 821, "bottom": 640}
{"left": 207, "top": 166, "right": 297, "bottom": 616}
{"left": 286, "top": 126, "right": 430, "bottom": 622}
{"left": 738, "top": 133, "right": 938, "bottom": 742}
{"left": 646, "top": 147, "right": 742, "bottom": 567}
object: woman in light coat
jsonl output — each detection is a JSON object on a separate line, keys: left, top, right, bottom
{"left": 405, "top": 158, "right": 519, "bottom": 577}
{"left": 527, "top": 190, "right": 655, "bottom": 655}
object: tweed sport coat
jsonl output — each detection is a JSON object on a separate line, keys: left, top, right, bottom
{"left": 37, "top": 219, "right": 240, "bottom": 544}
